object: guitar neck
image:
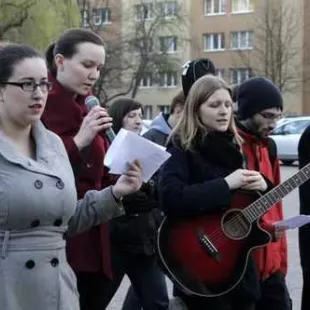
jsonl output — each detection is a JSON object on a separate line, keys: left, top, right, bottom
{"left": 244, "top": 162, "right": 310, "bottom": 222}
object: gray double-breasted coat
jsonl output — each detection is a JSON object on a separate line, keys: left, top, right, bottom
{"left": 0, "top": 121, "right": 124, "bottom": 310}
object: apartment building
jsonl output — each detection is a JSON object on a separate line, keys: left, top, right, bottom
{"left": 79, "top": 0, "right": 306, "bottom": 117}
{"left": 190, "top": 0, "right": 304, "bottom": 115}
{"left": 303, "top": 0, "right": 310, "bottom": 114}
{"left": 120, "top": 0, "right": 191, "bottom": 119}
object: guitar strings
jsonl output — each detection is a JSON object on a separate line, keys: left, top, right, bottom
{"left": 200, "top": 209, "right": 254, "bottom": 247}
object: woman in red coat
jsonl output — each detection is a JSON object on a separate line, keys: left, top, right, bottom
{"left": 41, "top": 28, "right": 115, "bottom": 310}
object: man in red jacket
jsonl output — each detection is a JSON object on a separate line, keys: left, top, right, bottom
{"left": 236, "top": 77, "right": 291, "bottom": 310}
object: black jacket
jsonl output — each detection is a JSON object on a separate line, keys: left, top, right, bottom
{"left": 299, "top": 125, "right": 310, "bottom": 269}
{"left": 109, "top": 182, "right": 162, "bottom": 255}
{"left": 159, "top": 132, "right": 261, "bottom": 303}
{"left": 109, "top": 124, "right": 167, "bottom": 255}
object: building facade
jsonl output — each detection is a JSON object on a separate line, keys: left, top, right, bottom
{"left": 190, "top": 0, "right": 304, "bottom": 115}
{"left": 80, "top": 0, "right": 306, "bottom": 117}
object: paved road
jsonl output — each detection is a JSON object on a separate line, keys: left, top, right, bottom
{"left": 108, "top": 165, "right": 303, "bottom": 310}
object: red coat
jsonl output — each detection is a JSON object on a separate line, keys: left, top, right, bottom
{"left": 238, "top": 128, "right": 288, "bottom": 281}
{"left": 41, "top": 75, "right": 112, "bottom": 278}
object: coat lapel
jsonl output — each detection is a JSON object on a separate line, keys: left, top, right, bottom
{"left": 0, "top": 121, "right": 61, "bottom": 178}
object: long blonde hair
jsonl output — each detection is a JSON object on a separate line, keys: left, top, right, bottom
{"left": 170, "top": 74, "right": 242, "bottom": 150}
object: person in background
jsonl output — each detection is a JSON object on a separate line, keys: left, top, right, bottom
{"left": 41, "top": 28, "right": 117, "bottom": 310}
{"left": 143, "top": 91, "right": 185, "bottom": 145}
{"left": 0, "top": 43, "right": 142, "bottom": 310}
{"left": 144, "top": 57, "right": 216, "bottom": 146}
{"left": 181, "top": 58, "right": 216, "bottom": 98}
{"left": 236, "top": 77, "right": 291, "bottom": 310}
{"left": 298, "top": 124, "right": 310, "bottom": 310}
{"left": 105, "top": 98, "right": 169, "bottom": 310}
{"left": 159, "top": 74, "right": 265, "bottom": 310}
{"left": 120, "top": 92, "right": 186, "bottom": 310}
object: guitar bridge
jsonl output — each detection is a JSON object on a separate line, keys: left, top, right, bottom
{"left": 197, "top": 227, "right": 221, "bottom": 262}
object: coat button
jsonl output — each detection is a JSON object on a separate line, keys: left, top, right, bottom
{"left": 34, "top": 180, "right": 43, "bottom": 189}
{"left": 86, "top": 163, "right": 93, "bottom": 168}
{"left": 25, "top": 260, "right": 35, "bottom": 269}
{"left": 54, "top": 218, "right": 63, "bottom": 227}
{"left": 50, "top": 258, "right": 59, "bottom": 267}
{"left": 30, "top": 219, "right": 40, "bottom": 228}
{"left": 56, "top": 180, "right": 64, "bottom": 189}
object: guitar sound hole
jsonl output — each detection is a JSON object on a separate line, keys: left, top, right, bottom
{"left": 222, "top": 210, "right": 250, "bottom": 240}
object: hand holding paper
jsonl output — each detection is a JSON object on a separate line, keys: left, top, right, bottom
{"left": 104, "top": 129, "right": 171, "bottom": 182}
{"left": 275, "top": 215, "right": 310, "bottom": 230}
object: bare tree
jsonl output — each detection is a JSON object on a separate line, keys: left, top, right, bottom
{"left": 79, "top": 0, "right": 187, "bottom": 104}
{"left": 233, "top": 0, "right": 301, "bottom": 92}
{"left": 0, "top": 0, "right": 37, "bottom": 39}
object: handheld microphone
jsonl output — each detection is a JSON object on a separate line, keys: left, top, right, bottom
{"left": 85, "top": 95, "right": 116, "bottom": 143}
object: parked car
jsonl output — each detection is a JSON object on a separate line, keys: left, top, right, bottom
{"left": 269, "top": 116, "right": 310, "bottom": 165}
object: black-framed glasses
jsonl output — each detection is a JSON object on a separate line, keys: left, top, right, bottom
{"left": 259, "top": 112, "right": 283, "bottom": 121}
{"left": 0, "top": 81, "right": 53, "bottom": 92}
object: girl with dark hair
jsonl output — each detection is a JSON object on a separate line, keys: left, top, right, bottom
{"left": 41, "top": 28, "right": 120, "bottom": 309}
{"left": 108, "top": 98, "right": 143, "bottom": 134}
{"left": 106, "top": 98, "right": 169, "bottom": 310}
{"left": 0, "top": 43, "right": 142, "bottom": 310}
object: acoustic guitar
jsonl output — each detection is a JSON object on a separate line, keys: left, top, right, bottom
{"left": 157, "top": 163, "right": 310, "bottom": 297}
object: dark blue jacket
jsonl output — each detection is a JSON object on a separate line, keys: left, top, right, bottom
{"left": 159, "top": 134, "right": 241, "bottom": 217}
{"left": 158, "top": 132, "right": 261, "bottom": 305}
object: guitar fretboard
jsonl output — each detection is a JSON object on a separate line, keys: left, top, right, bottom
{"left": 244, "top": 162, "right": 310, "bottom": 222}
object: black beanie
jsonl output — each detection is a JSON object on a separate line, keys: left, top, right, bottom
{"left": 237, "top": 77, "right": 283, "bottom": 120}
{"left": 182, "top": 58, "right": 216, "bottom": 98}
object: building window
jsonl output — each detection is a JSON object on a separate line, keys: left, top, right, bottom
{"left": 158, "top": 105, "right": 170, "bottom": 114}
{"left": 204, "top": 0, "right": 225, "bottom": 15}
{"left": 230, "top": 68, "right": 250, "bottom": 84}
{"left": 231, "top": 31, "right": 253, "bottom": 49}
{"left": 135, "top": 3, "right": 153, "bottom": 21}
{"left": 92, "top": 8, "right": 111, "bottom": 25}
{"left": 144, "top": 105, "right": 153, "bottom": 119}
{"left": 81, "top": 10, "right": 89, "bottom": 27}
{"left": 159, "top": 36, "right": 177, "bottom": 53}
{"left": 215, "top": 68, "right": 225, "bottom": 79}
{"left": 159, "top": 72, "right": 178, "bottom": 87}
{"left": 232, "top": 0, "right": 254, "bottom": 13}
{"left": 159, "top": 1, "right": 177, "bottom": 18}
{"left": 204, "top": 33, "right": 225, "bottom": 51}
{"left": 140, "top": 73, "right": 153, "bottom": 88}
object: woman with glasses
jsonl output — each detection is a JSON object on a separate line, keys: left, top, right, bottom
{"left": 41, "top": 28, "right": 125, "bottom": 310}
{"left": 0, "top": 43, "right": 142, "bottom": 310}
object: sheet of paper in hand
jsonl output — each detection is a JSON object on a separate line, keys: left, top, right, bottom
{"left": 104, "top": 128, "right": 171, "bottom": 182}
{"left": 275, "top": 215, "right": 310, "bottom": 230}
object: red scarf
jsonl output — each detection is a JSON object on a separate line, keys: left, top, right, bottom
{"left": 238, "top": 128, "right": 287, "bottom": 281}
{"left": 239, "top": 130, "right": 274, "bottom": 182}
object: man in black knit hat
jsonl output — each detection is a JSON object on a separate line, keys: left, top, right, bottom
{"left": 236, "top": 77, "right": 291, "bottom": 310}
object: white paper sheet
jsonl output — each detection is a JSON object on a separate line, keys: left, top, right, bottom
{"left": 275, "top": 215, "right": 310, "bottom": 230}
{"left": 104, "top": 129, "right": 171, "bottom": 182}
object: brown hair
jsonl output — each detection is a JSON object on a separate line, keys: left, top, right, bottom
{"left": 170, "top": 74, "right": 242, "bottom": 150}
{"left": 45, "top": 28, "right": 104, "bottom": 76}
